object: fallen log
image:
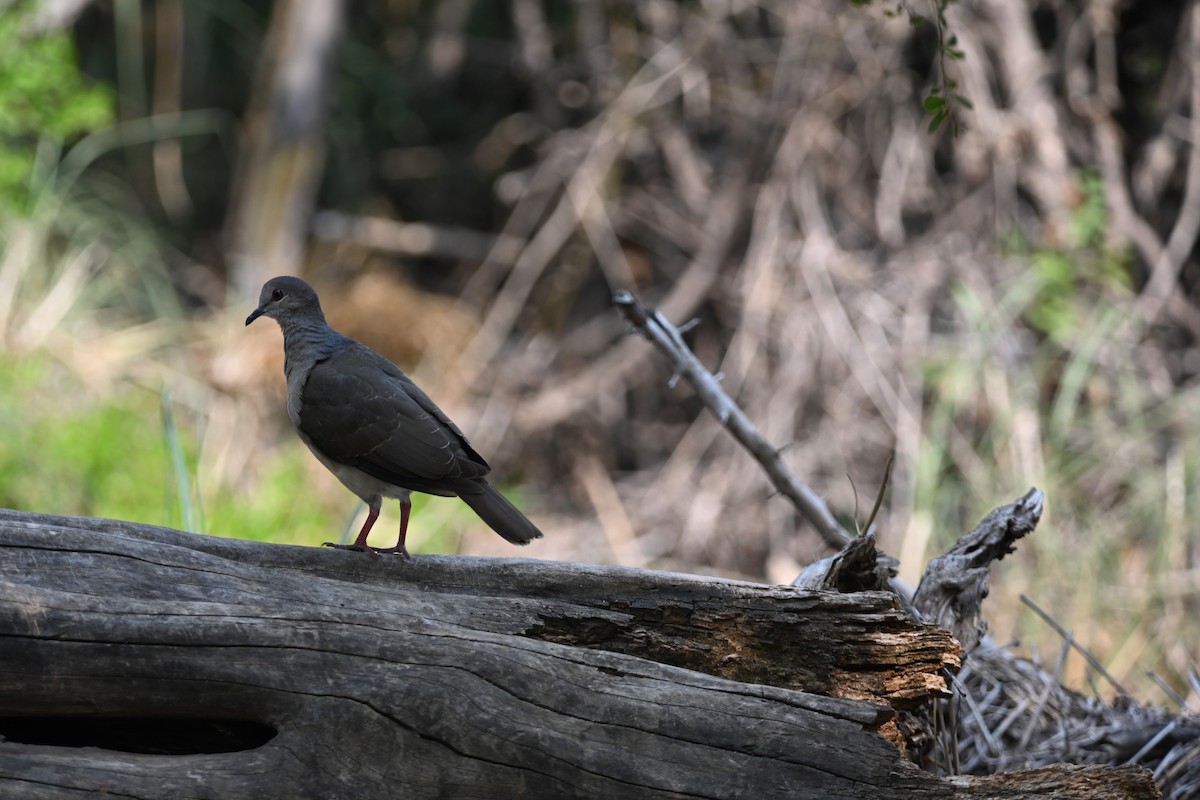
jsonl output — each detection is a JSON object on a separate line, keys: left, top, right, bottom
{"left": 0, "top": 510, "right": 1156, "bottom": 798}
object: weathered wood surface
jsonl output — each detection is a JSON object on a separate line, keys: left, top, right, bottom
{"left": 0, "top": 510, "right": 1156, "bottom": 798}
{"left": 913, "top": 489, "right": 1045, "bottom": 653}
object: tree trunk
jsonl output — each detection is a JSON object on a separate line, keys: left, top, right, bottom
{"left": 224, "top": 0, "right": 344, "bottom": 303}
{"left": 0, "top": 510, "right": 1156, "bottom": 798}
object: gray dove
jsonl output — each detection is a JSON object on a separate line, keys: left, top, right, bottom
{"left": 246, "top": 275, "right": 543, "bottom": 558}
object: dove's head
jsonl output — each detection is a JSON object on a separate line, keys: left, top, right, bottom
{"left": 246, "top": 276, "right": 325, "bottom": 327}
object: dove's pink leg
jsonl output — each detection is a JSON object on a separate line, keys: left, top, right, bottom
{"left": 376, "top": 499, "right": 412, "bottom": 560}
{"left": 323, "top": 500, "right": 384, "bottom": 559}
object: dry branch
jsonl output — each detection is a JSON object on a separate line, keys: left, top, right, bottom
{"left": 897, "top": 489, "right": 1197, "bottom": 799}
{"left": 313, "top": 211, "right": 523, "bottom": 265}
{"left": 613, "top": 290, "right": 852, "bottom": 551}
{"left": 949, "top": 641, "right": 1199, "bottom": 797}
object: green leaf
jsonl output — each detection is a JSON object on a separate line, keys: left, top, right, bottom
{"left": 0, "top": 8, "right": 114, "bottom": 211}
{"left": 923, "top": 95, "right": 947, "bottom": 112}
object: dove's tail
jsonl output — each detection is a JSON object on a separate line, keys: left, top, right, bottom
{"left": 459, "top": 481, "right": 544, "bottom": 545}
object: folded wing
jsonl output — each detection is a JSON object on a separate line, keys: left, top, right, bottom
{"left": 298, "top": 344, "right": 491, "bottom": 494}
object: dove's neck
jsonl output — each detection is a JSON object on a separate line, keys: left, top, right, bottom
{"left": 279, "top": 312, "right": 347, "bottom": 383}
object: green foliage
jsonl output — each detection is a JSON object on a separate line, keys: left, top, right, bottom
{"left": 1025, "top": 251, "right": 1077, "bottom": 338}
{"left": 0, "top": 7, "right": 114, "bottom": 211}
{"left": 850, "top": 0, "right": 967, "bottom": 133}
{"left": 202, "top": 448, "right": 352, "bottom": 547}
{"left": 0, "top": 353, "right": 333, "bottom": 543}
{"left": 1068, "top": 171, "right": 1112, "bottom": 248}
{"left": 0, "top": 355, "right": 175, "bottom": 526}
{"left": 1015, "top": 171, "right": 1131, "bottom": 341}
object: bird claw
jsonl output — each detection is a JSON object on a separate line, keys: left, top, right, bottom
{"left": 322, "top": 541, "right": 413, "bottom": 561}
{"left": 322, "top": 541, "right": 383, "bottom": 560}
{"left": 373, "top": 545, "right": 413, "bottom": 561}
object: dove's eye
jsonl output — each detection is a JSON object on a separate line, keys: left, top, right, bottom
{"left": 271, "top": 289, "right": 283, "bottom": 301}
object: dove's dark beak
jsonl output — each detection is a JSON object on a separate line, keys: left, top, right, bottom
{"left": 245, "top": 306, "right": 266, "bottom": 326}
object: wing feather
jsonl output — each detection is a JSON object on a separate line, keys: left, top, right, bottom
{"left": 297, "top": 344, "right": 490, "bottom": 489}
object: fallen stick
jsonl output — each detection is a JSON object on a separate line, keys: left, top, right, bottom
{"left": 613, "top": 290, "right": 851, "bottom": 550}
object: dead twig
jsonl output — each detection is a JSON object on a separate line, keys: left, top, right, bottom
{"left": 312, "top": 212, "right": 524, "bottom": 265}
{"left": 862, "top": 452, "right": 894, "bottom": 536}
{"left": 1020, "top": 593, "right": 1130, "bottom": 698}
{"left": 613, "top": 290, "right": 851, "bottom": 550}
{"left": 1133, "top": 3, "right": 1200, "bottom": 327}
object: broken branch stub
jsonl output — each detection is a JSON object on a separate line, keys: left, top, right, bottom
{"left": 912, "top": 488, "right": 1045, "bottom": 653}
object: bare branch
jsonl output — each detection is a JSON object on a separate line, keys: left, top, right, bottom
{"left": 613, "top": 290, "right": 852, "bottom": 550}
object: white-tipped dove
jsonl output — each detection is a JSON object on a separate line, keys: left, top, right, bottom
{"left": 246, "top": 275, "right": 543, "bottom": 558}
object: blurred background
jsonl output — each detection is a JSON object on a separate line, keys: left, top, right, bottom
{"left": 0, "top": 0, "right": 1197, "bottom": 707}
